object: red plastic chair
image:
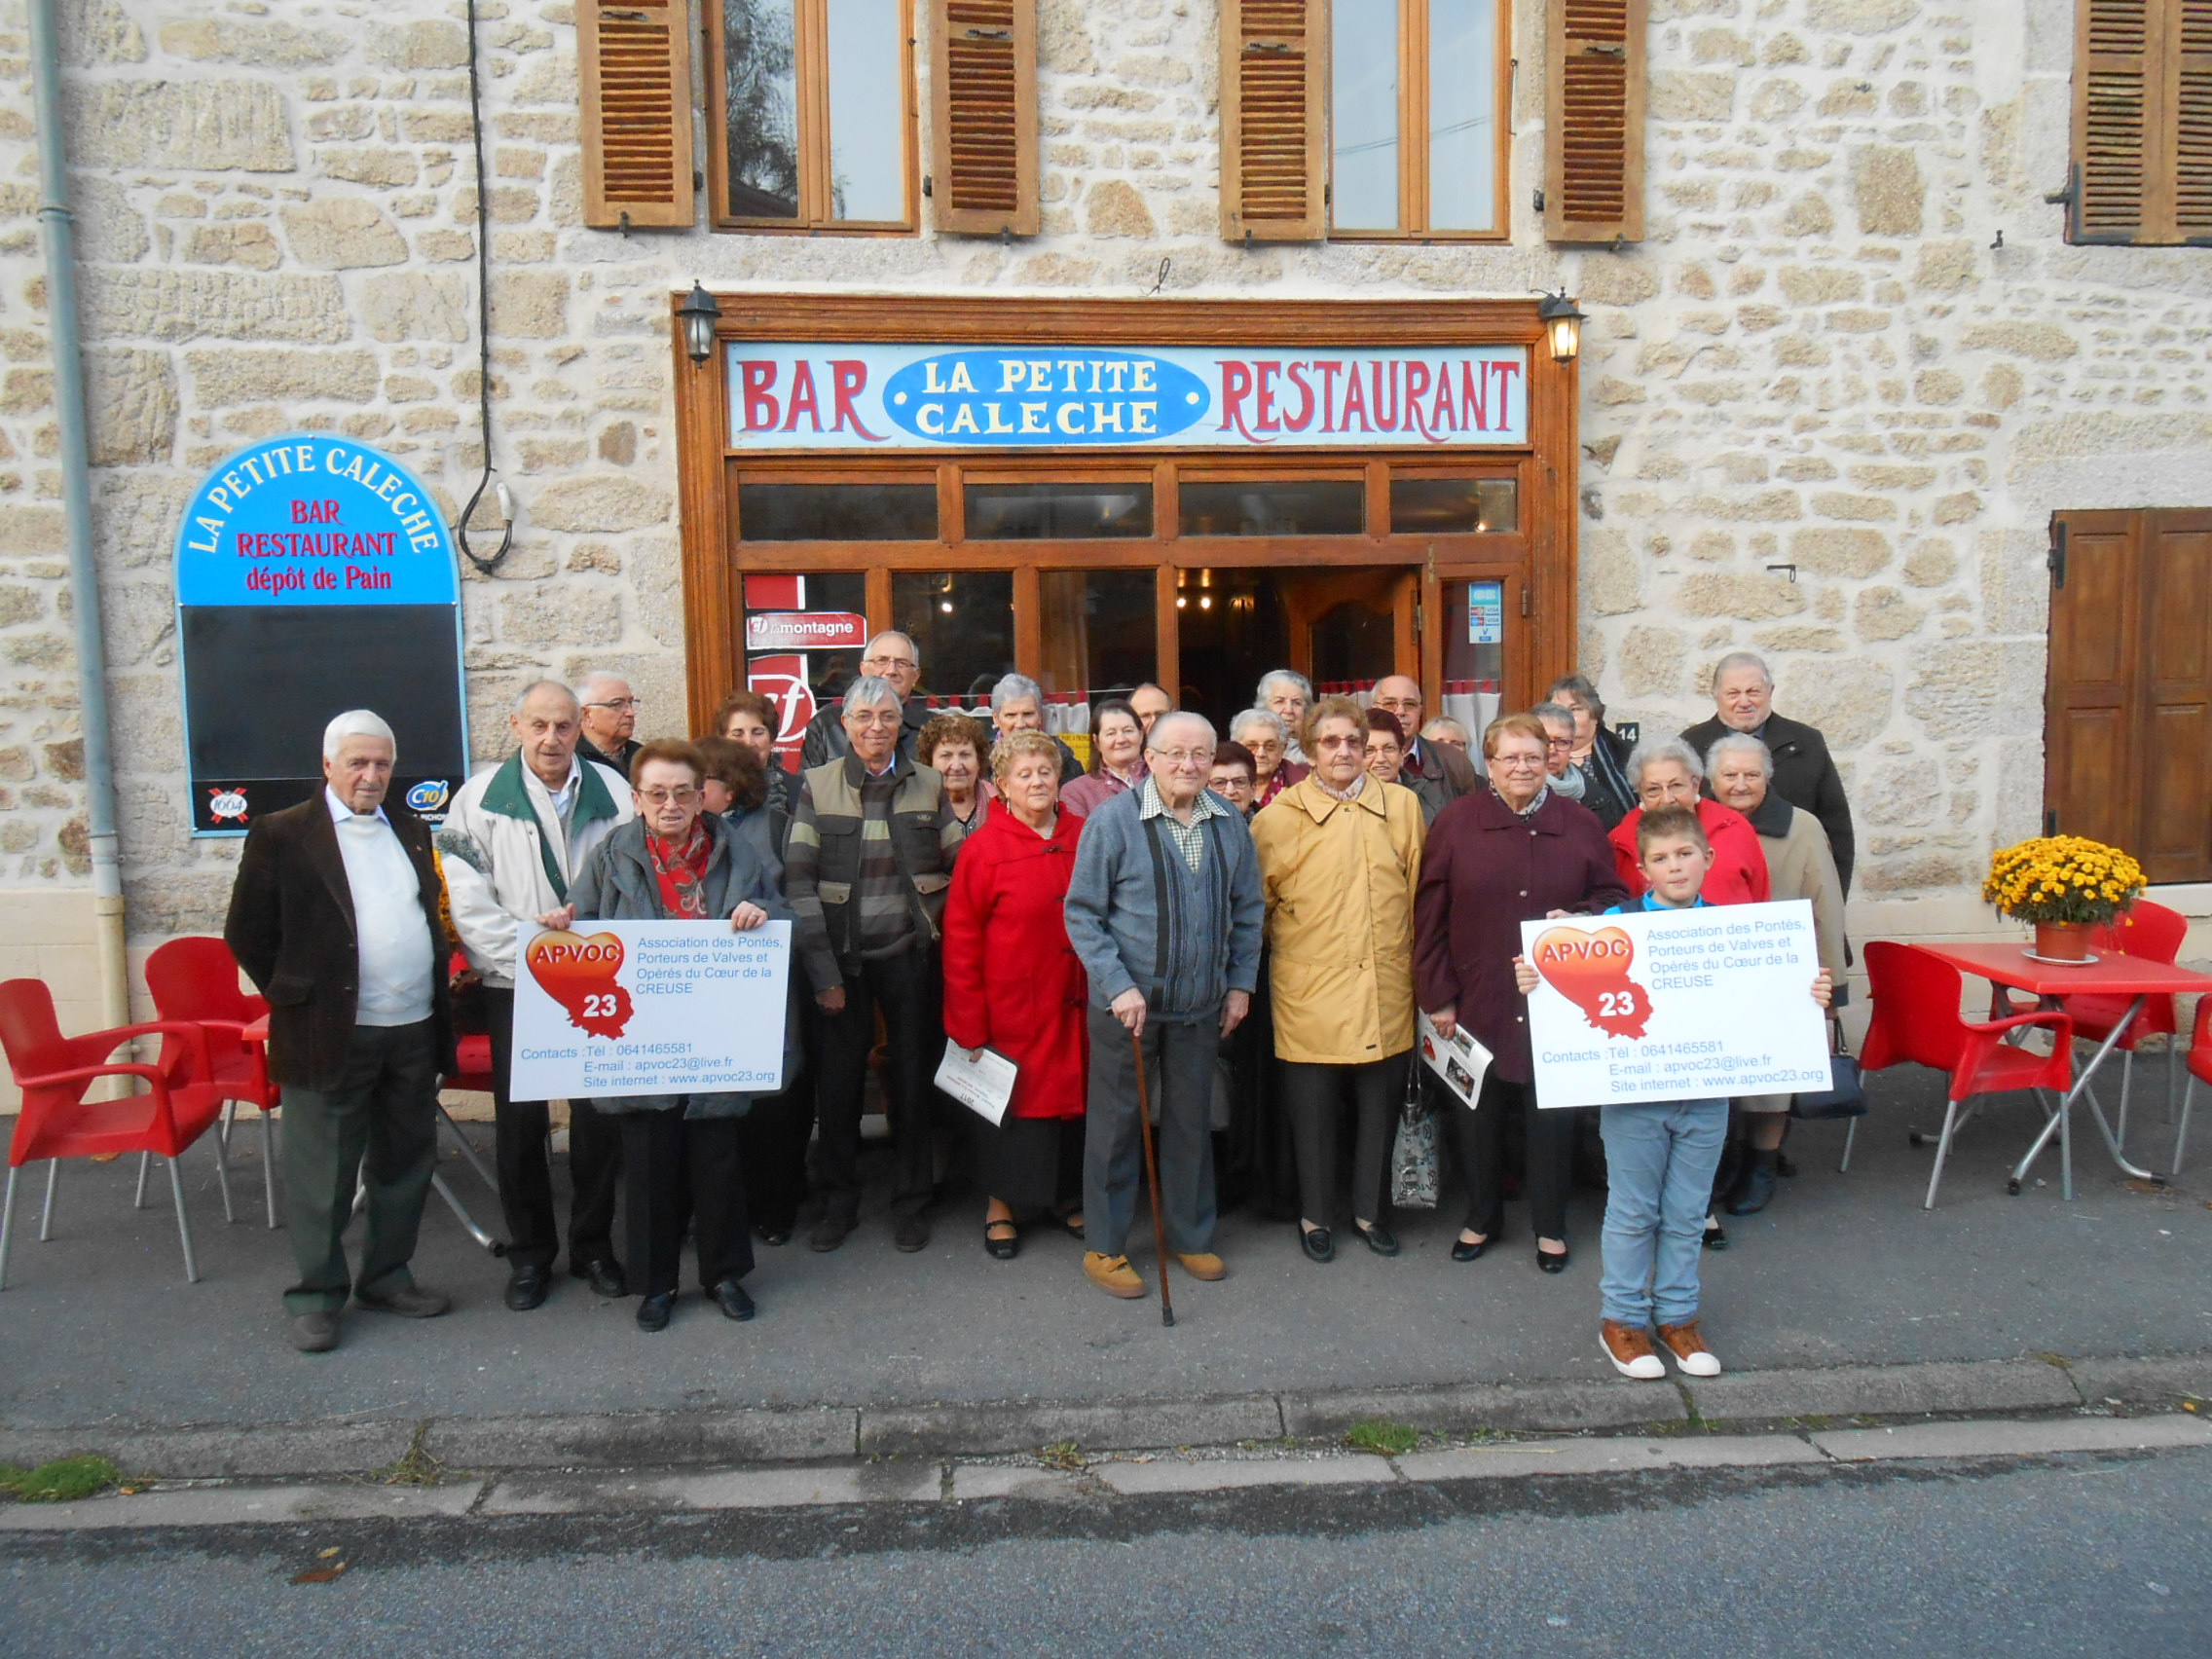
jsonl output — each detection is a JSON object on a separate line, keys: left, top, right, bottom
{"left": 1861, "top": 941, "right": 2075, "bottom": 1209}
{"left": 2176, "top": 997, "right": 2208, "bottom": 1175}
{"left": 0, "top": 979, "right": 232, "bottom": 1287}
{"left": 146, "top": 937, "right": 279, "bottom": 1229}
{"left": 1991, "top": 901, "right": 2189, "bottom": 1154}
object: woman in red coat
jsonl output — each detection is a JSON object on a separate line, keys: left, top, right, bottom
{"left": 941, "top": 730, "right": 1089, "bottom": 1260}
{"left": 1607, "top": 738, "right": 1769, "bottom": 905}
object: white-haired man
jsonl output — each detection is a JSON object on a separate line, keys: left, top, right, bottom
{"left": 575, "top": 670, "right": 643, "bottom": 777}
{"left": 1681, "top": 650, "right": 1856, "bottom": 892}
{"left": 799, "top": 631, "right": 932, "bottom": 768}
{"left": 225, "top": 712, "right": 457, "bottom": 1354}
{"left": 439, "top": 680, "right": 637, "bottom": 1312}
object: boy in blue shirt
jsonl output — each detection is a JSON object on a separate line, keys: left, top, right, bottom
{"left": 1516, "top": 804, "right": 1831, "bottom": 1379}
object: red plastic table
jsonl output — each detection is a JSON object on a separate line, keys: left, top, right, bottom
{"left": 1914, "top": 942, "right": 2212, "bottom": 1199}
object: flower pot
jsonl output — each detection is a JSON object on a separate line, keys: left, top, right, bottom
{"left": 2033, "top": 920, "right": 2094, "bottom": 962}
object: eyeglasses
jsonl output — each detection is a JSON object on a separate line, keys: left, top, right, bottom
{"left": 637, "top": 787, "right": 699, "bottom": 805}
{"left": 585, "top": 697, "right": 641, "bottom": 712}
{"left": 1493, "top": 756, "right": 1545, "bottom": 770}
{"left": 863, "top": 655, "right": 917, "bottom": 671}
{"left": 1152, "top": 749, "right": 1212, "bottom": 766}
{"left": 1544, "top": 736, "right": 1574, "bottom": 751}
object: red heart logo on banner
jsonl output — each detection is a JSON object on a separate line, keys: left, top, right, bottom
{"left": 525, "top": 929, "right": 634, "bottom": 1040}
{"left": 1530, "top": 924, "right": 1650, "bottom": 1038}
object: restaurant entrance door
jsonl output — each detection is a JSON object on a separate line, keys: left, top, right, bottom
{"left": 1175, "top": 566, "right": 1416, "bottom": 719}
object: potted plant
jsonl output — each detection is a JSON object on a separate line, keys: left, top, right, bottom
{"left": 1982, "top": 835, "right": 2147, "bottom": 962}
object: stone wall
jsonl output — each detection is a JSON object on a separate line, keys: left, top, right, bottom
{"left": 0, "top": 0, "right": 2206, "bottom": 1001}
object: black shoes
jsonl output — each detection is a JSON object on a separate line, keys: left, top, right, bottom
{"left": 1451, "top": 1233, "right": 1490, "bottom": 1263}
{"left": 1301, "top": 1225, "right": 1335, "bottom": 1263}
{"left": 1535, "top": 1246, "right": 1569, "bottom": 1274}
{"left": 894, "top": 1213, "right": 932, "bottom": 1253}
{"left": 756, "top": 1222, "right": 794, "bottom": 1247}
{"left": 636, "top": 1292, "right": 674, "bottom": 1332}
{"left": 1703, "top": 1217, "right": 1729, "bottom": 1250}
{"left": 983, "top": 1220, "right": 1019, "bottom": 1260}
{"left": 1725, "top": 1157, "right": 1778, "bottom": 1216}
{"left": 1355, "top": 1221, "right": 1400, "bottom": 1257}
{"left": 709, "top": 1277, "right": 756, "bottom": 1321}
{"left": 571, "top": 1256, "right": 627, "bottom": 1298}
{"left": 808, "top": 1213, "right": 855, "bottom": 1253}
{"left": 504, "top": 1265, "right": 550, "bottom": 1311}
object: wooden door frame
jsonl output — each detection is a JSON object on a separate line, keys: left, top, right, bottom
{"left": 672, "top": 294, "right": 1578, "bottom": 734}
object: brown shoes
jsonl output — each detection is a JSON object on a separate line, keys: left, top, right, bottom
{"left": 1656, "top": 1319, "right": 1721, "bottom": 1377}
{"left": 1601, "top": 1318, "right": 1667, "bottom": 1380}
{"left": 1175, "top": 1252, "right": 1227, "bottom": 1281}
{"left": 1083, "top": 1252, "right": 1146, "bottom": 1299}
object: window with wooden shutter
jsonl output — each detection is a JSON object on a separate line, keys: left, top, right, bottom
{"left": 1221, "top": 0, "right": 1327, "bottom": 240}
{"left": 580, "top": 0, "right": 697, "bottom": 230}
{"left": 930, "top": 0, "right": 1038, "bottom": 236}
{"left": 2072, "top": 0, "right": 2212, "bottom": 243}
{"left": 1544, "top": 0, "right": 1644, "bottom": 242}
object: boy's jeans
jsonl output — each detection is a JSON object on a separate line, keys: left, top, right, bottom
{"left": 1599, "top": 1098, "right": 1728, "bottom": 1327}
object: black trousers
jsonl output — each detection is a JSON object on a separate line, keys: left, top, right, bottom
{"left": 1217, "top": 966, "right": 1296, "bottom": 1220}
{"left": 740, "top": 993, "right": 816, "bottom": 1235}
{"left": 620, "top": 1110, "right": 754, "bottom": 1297}
{"left": 1449, "top": 1071, "right": 1581, "bottom": 1241}
{"left": 1280, "top": 1053, "right": 1406, "bottom": 1228}
{"left": 811, "top": 948, "right": 938, "bottom": 1221}
{"left": 486, "top": 986, "right": 622, "bottom": 1271}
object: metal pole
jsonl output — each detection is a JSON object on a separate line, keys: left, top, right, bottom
{"left": 27, "top": 0, "right": 128, "bottom": 1032}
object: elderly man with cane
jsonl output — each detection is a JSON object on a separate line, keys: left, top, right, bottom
{"left": 1064, "top": 712, "right": 1264, "bottom": 1302}
{"left": 224, "top": 711, "right": 458, "bottom": 1353}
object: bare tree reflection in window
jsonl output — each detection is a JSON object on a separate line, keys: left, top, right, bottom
{"left": 724, "top": 0, "right": 799, "bottom": 218}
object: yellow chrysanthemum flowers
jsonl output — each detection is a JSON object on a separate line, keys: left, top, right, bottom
{"left": 1983, "top": 835, "right": 2145, "bottom": 926}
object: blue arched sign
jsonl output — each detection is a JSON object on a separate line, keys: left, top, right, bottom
{"left": 174, "top": 435, "right": 469, "bottom": 833}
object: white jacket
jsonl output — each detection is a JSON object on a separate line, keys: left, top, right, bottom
{"left": 436, "top": 753, "right": 634, "bottom": 987}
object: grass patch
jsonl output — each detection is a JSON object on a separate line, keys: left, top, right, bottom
{"left": 364, "top": 1422, "right": 448, "bottom": 1488}
{"left": 1345, "top": 1419, "right": 1420, "bottom": 1457}
{"left": 0, "top": 1456, "right": 123, "bottom": 1504}
{"left": 1036, "top": 1440, "right": 1087, "bottom": 1472}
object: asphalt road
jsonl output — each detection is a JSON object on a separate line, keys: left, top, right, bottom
{"left": 4, "top": 1448, "right": 2206, "bottom": 1657}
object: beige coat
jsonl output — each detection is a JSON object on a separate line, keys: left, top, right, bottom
{"left": 1252, "top": 775, "right": 1425, "bottom": 1065}
{"left": 1759, "top": 802, "right": 1849, "bottom": 987}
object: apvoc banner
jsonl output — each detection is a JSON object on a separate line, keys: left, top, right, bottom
{"left": 725, "top": 343, "right": 1530, "bottom": 451}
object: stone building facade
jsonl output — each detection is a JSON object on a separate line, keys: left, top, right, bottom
{"left": 0, "top": 0, "right": 2206, "bottom": 1075}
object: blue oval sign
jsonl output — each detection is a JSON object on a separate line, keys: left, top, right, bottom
{"left": 879, "top": 350, "right": 1209, "bottom": 445}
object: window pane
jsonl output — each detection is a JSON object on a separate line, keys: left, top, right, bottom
{"left": 1180, "top": 480, "right": 1364, "bottom": 535}
{"left": 966, "top": 482, "right": 1154, "bottom": 539}
{"left": 826, "top": 0, "right": 904, "bottom": 222}
{"left": 723, "top": 0, "right": 800, "bottom": 218}
{"left": 892, "top": 571, "right": 1015, "bottom": 699}
{"left": 1331, "top": 0, "right": 1400, "bottom": 231}
{"left": 1389, "top": 476, "right": 1518, "bottom": 534}
{"left": 1427, "top": 0, "right": 1497, "bottom": 232}
{"left": 742, "top": 572, "right": 868, "bottom": 762}
{"left": 1037, "top": 571, "right": 1158, "bottom": 699}
{"left": 739, "top": 482, "right": 938, "bottom": 539}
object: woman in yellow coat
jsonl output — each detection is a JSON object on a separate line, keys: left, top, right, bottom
{"left": 1251, "top": 695, "right": 1425, "bottom": 1265}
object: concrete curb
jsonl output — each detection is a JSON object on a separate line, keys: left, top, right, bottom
{"left": 1, "top": 1350, "right": 2205, "bottom": 1482}
{"left": 6, "top": 1413, "right": 2207, "bottom": 1532}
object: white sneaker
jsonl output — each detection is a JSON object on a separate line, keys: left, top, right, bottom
{"left": 1601, "top": 1319, "right": 1667, "bottom": 1380}
{"left": 1657, "top": 1320, "right": 1721, "bottom": 1377}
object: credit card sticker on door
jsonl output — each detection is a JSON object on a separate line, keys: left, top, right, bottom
{"left": 1468, "top": 580, "right": 1504, "bottom": 645}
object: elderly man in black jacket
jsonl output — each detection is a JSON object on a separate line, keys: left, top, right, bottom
{"left": 797, "top": 631, "right": 932, "bottom": 767}
{"left": 1681, "top": 650, "right": 1857, "bottom": 893}
{"left": 224, "top": 710, "right": 458, "bottom": 1354}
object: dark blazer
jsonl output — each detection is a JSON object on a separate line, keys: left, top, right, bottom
{"left": 1682, "top": 712, "right": 1856, "bottom": 893}
{"left": 1414, "top": 789, "right": 1627, "bottom": 1085}
{"left": 224, "top": 793, "right": 458, "bottom": 1092}
{"left": 1574, "top": 724, "right": 1639, "bottom": 831}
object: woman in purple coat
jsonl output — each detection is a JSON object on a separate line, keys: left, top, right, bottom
{"left": 1415, "top": 713, "right": 1627, "bottom": 1275}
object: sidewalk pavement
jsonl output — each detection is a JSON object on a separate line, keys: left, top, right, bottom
{"left": 0, "top": 1063, "right": 2205, "bottom": 1479}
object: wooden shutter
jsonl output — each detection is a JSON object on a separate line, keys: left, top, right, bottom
{"left": 1544, "top": 0, "right": 1645, "bottom": 242}
{"left": 2046, "top": 508, "right": 2212, "bottom": 880}
{"left": 1219, "top": 0, "right": 1325, "bottom": 241}
{"left": 931, "top": 0, "right": 1039, "bottom": 236}
{"left": 2073, "top": 0, "right": 2212, "bottom": 243}
{"left": 579, "top": 0, "right": 696, "bottom": 229}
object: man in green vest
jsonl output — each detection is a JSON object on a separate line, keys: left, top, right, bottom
{"left": 785, "top": 676, "right": 962, "bottom": 1253}
{"left": 440, "top": 681, "right": 636, "bottom": 1311}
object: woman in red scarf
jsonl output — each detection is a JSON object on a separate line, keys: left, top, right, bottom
{"left": 941, "top": 730, "right": 1088, "bottom": 1259}
{"left": 567, "top": 740, "right": 785, "bottom": 1333}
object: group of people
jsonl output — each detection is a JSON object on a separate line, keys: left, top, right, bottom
{"left": 222, "top": 636, "right": 1856, "bottom": 1381}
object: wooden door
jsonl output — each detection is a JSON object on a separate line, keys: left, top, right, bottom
{"left": 2046, "top": 507, "right": 2212, "bottom": 880}
{"left": 1277, "top": 568, "right": 1418, "bottom": 689}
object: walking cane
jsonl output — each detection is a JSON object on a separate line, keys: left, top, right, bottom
{"left": 1128, "top": 1027, "right": 1176, "bottom": 1327}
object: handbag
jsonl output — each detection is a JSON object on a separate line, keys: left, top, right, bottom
{"left": 1789, "top": 1019, "right": 1866, "bottom": 1121}
{"left": 1390, "top": 1062, "right": 1441, "bottom": 1208}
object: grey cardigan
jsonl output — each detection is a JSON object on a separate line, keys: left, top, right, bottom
{"left": 569, "top": 814, "right": 793, "bottom": 1118}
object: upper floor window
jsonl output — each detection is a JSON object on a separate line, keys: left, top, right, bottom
{"left": 1328, "top": 0, "right": 1506, "bottom": 237}
{"left": 2069, "top": 0, "right": 2212, "bottom": 245}
{"left": 711, "top": 0, "right": 918, "bottom": 231}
